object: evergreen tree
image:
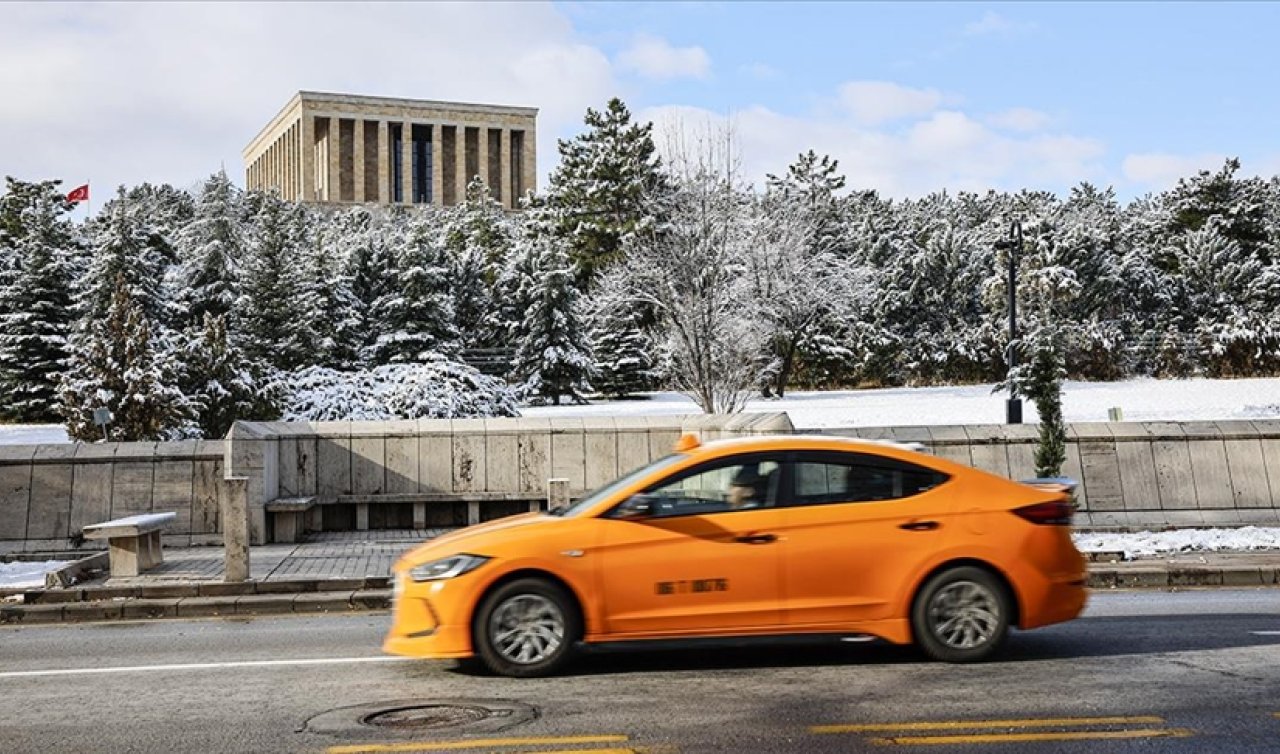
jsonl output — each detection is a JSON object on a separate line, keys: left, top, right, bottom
{"left": 0, "top": 179, "right": 80, "bottom": 420}
{"left": 1021, "top": 328, "right": 1067, "bottom": 478}
{"left": 82, "top": 190, "right": 173, "bottom": 324}
{"left": 180, "top": 313, "right": 277, "bottom": 438}
{"left": 370, "top": 213, "right": 460, "bottom": 363}
{"left": 240, "top": 193, "right": 312, "bottom": 369}
{"left": 60, "top": 274, "right": 188, "bottom": 441}
{"left": 173, "top": 170, "right": 244, "bottom": 329}
{"left": 511, "top": 235, "right": 594, "bottom": 405}
{"left": 541, "top": 97, "right": 669, "bottom": 286}
{"left": 339, "top": 207, "right": 396, "bottom": 362}
{"left": 588, "top": 299, "right": 654, "bottom": 398}
{"left": 1168, "top": 158, "right": 1271, "bottom": 264}
{"left": 444, "top": 179, "right": 514, "bottom": 349}
{"left": 302, "top": 221, "right": 363, "bottom": 370}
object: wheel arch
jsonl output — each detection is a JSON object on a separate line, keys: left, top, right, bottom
{"left": 909, "top": 558, "right": 1022, "bottom": 629}
{"left": 469, "top": 568, "right": 589, "bottom": 639}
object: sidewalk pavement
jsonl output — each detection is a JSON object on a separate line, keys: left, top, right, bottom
{"left": 3, "top": 530, "right": 1280, "bottom": 626}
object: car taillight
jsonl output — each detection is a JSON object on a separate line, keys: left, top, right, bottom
{"left": 1013, "top": 500, "right": 1075, "bottom": 526}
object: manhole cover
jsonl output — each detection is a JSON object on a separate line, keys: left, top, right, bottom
{"left": 304, "top": 699, "right": 538, "bottom": 738}
{"left": 363, "top": 705, "right": 491, "bottom": 730}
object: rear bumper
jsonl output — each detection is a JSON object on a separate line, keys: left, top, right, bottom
{"left": 1019, "top": 572, "right": 1087, "bottom": 629}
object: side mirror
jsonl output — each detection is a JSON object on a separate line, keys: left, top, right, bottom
{"left": 614, "top": 494, "right": 657, "bottom": 520}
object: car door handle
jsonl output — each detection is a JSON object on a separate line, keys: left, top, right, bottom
{"left": 899, "top": 520, "right": 940, "bottom": 531}
{"left": 734, "top": 533, "right": 778, "bottom": 544}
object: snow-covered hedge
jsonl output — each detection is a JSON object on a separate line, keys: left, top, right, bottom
{"left": 279, "top": 358, "right": 519, "bottom": 421}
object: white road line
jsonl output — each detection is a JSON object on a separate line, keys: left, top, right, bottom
{"left": 0, "top": 656, "right": 417, "bottom": 679}
{"left": 1250, "top": 630, "right": 1280, "bottom": 636}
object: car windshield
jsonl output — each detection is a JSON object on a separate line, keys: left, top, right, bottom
{"left": 552, "top": 453, "right": 684, "bottom": 518}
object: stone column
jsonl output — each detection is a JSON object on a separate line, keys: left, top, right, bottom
{"left": 353, "top": 120, "right": 366, "bottom": 203}
{"left": 522, "top": 128, "right": 537, "bottom": 199}
{"left": 431, "top": 123, "right": 444, "bottom": 207}
{"left": 327, "top": 117, "right": 341, "bottom": 202}
{"left": 222, "top": 477, "right": 250, "bottom": 582}
{"left": 478, "top": 126, "right": 490, "bottom": 198}
{"left": 376, "top": 120, "right": 389, "bottom": 204}
{"left": 301, "top": 115, "right": 316, "bottom": 201}
{"left": 455, "top": 124, "right": 468, "bottom": 202}
{"left": 401, "top": 121, "right": 414, "bottom": 205}
{"left": 499, "top": 128, "right": 512, "bottom": 210}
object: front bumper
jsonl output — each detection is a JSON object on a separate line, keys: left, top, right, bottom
{"left": 381, "top": 573, "right": 477, "bottom": 659}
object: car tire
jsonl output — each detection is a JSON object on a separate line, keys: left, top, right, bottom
{"left": 911, "top": 566, "right": 1011, "bottom": 663}
{"left": 472, "top": 577, "right": 581, "bottom": 678}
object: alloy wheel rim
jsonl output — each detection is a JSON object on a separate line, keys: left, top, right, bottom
{"left": 489, "top": 594, "right": 564, "bottom": 665}
{"left": 927, "top": 580, "right": 1000, "bottom": 649}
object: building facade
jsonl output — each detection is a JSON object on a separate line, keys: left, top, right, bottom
{"left": 244, "top": 91, "right": 537, "bottom": 209}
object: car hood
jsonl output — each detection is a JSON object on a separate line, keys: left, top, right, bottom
{"left": 394, "top": 512, "right": 556, "bottom": 570}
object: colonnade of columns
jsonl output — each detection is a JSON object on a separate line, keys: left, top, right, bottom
{"left": 282, "top": 114, "right": 533, "bottom": 208}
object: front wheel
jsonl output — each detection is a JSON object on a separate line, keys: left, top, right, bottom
{"left": 472, "top": 578, "right": 580, "bottom": 677}
{"left": 911, "top": 566, "right": 1011, "bottom": 662}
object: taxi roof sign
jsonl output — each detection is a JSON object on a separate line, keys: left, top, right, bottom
{"left": 674, "top": 432, "right": 702, "bottom": 452}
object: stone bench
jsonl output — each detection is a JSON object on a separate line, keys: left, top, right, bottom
{"left": 82, "top": 512, "right": 176, "bottom": 577}
{"left": 265, "top": 496, "right": 318, "bottom": 544}
{"left": 337, "top": 492, "right": 546, "bottom": 531}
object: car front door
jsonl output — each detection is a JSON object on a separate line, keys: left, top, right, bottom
{"left": 596, "top": 453, "right": 785, "bottom": 637}
{"left": 781, "top": 450, "right": 955, "bottom": 627}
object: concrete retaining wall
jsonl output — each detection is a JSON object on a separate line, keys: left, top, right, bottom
{"left": 4, "top": 416, "right": 1278, "bottom": 552}
{"left": 226, "top": 414, "right": 796, "bottom": 544}
{"left": 0, "top": 441, "right": 225, "bottom": 554}
{"left": 825, "top": 420, "right": 1280, "bottom": 529}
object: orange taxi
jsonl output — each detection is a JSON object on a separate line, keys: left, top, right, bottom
{"left": 383, "top": 434, "right": 1087, "bottom": 676}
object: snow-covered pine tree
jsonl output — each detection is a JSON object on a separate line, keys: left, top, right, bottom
{"left": 339, "top": 207, "right": 397, "bottom": 364}
{"left": 240, "top": 192, "right": 312, "bottom": 370}
{"left": 540, "top": 97, "right": 669, "bottom": 287}
{"left": 1020, "top": 326, "right": 1067, "bottom": 478}
{"left": 369, "top": 212, "right": 460, "bottom": 364}
{"left": 302, "top": 217, "right": 363, "bottom": 370}
{"left": 444, "top": 178, "right": 514, "bottom": 350}
{"left": 60, "top": 273, "right": 188, "bottom": 441}
{"left": 0, "top": 179, "right": 80, "bottom": 421}
{"left": 180, "top": 313, "right": 278, "bottom": 438}
{"left": 510, "top": 234, "right": 593, "bottom": 405}
{"left": 81, "top": 189, "right": 173, "bottom": 324}
{"left": 173, "top": 170, "right": 245, "bottom": 330}
{"left": 1168, "top": 158, "right": 1271, "bottom": 264}
{"left": 587, "top": 296, "right": 654, "bottom": 399}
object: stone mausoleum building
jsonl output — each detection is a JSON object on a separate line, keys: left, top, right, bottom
{"left": 244, "top": 91, "right": 537, "bottom": 209}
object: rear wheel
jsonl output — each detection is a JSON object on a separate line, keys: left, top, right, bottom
{"left": 472, "top": 578, "right": 580, "bottom": 677}
{"left": 911, "top": 566, "right": 1010, "bottom": 662}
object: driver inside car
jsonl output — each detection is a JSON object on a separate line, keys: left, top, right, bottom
{"left": 727, "top": 464, "right": 768, "bottom": 509}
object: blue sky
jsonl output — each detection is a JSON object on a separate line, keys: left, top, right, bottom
{"left": 2, "top": 2, "right": 1277, "bottom": 201}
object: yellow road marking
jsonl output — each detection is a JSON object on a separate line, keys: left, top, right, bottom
{"left": 812, "top": 715, "right": 1163, "bottom": 734}
{"left": 326, "top": 735, "right": 629, "bottom": 754}
{"left": 869, "top": 728, "right": 1193, "bottom": 746}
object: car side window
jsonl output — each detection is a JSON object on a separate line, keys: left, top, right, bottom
{"left": 642, "top": 456, "right": 782, "bottom": 517}
{"left": 792, "top": 453, "right": 947, "bottom": 507}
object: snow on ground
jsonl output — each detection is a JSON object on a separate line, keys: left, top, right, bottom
{"left": 0, "top": 424, "right": 69, "bottom": 445}
{"left": 2, "top": 377, "right": 1277, "bottom": 444}
{"left": 522, "top": 377, "right": 1280, "bottom": 430}
{"left": 0, "top": 560, "right": 69, "bottom": 589}
{"left": 1073, "top": 527, "right": 1280, "bottom": 559}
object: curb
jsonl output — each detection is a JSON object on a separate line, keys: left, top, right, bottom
{"left": 4, "top": 569, "right": 1280, "bottom": 626}
{"left": 1, "top": 577, "right": 392, "bottom": 626}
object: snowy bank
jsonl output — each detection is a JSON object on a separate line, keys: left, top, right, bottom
{"left": 0, "top": 560, "right": 70, "bottom": 589}
{"left": 1073, "top": 527, "right": 1280, "bottom": 560}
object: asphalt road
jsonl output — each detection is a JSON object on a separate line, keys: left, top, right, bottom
{"left": 2, "top": 589, "right": 1280, "bottom": 754}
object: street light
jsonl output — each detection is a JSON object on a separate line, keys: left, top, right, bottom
{"left": 994, "top": 222, "right": 1023, "bottom": 424}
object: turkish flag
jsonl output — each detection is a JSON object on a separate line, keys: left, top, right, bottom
{"left": 66, "top": 184, "right": 89, "bottom": 203}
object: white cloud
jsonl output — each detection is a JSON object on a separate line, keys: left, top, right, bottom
{"left": 0, "top": 3, "right": 617, "bottom": 194}
{"left": 1122, "top": 152, "right": 1229, "bottom": 190}
{"left": 837, "top": 81, "right": 944, "bottom": 125}
{"left": 616, "top": 34, "right": 711, "bottom": 81}
{"left": 963, "top": 11, "right": 1036, "bottom": 36}
{"left": 987, "top": 107, "right": 1052, "bottom": 132}
{"left": 639, "top": 98, "right": 1106, "bottom": 198}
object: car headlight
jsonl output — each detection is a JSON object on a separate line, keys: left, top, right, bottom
{"left": 408, "top": 554, "right": 490, "bottom": 582}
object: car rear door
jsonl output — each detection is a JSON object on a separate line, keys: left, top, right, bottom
{"left": 595, "top": 453, "right": 786, "bottom": 636}
{"left": 780, "top": 450, "right": 956, "bottom": 626}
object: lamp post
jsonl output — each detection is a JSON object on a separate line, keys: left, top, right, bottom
{"left": 995, "top": 222, "right": 1023, "bottom": 424}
